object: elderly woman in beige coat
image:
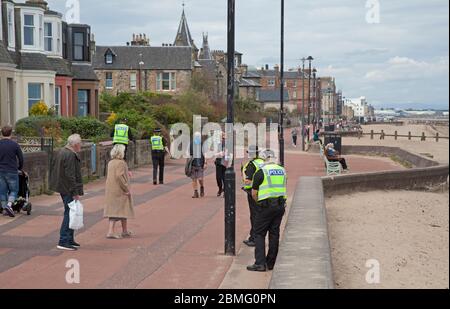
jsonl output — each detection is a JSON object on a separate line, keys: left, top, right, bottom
{"left": 104, "top": 144, "right": 134, "bottom": 239}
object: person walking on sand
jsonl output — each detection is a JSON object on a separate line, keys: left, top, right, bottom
{"left": 104, "top": 144, "right": 135, "bottom": 239}
{"left": 50, "top": 134, "right": 84, "bottom": 251}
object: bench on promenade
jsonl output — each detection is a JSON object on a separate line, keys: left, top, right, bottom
{"left": 320, "top": 145, "right": 342, "bottom": 176}
{"left": 269, "top": 177, "right": 334, "bottom": 289}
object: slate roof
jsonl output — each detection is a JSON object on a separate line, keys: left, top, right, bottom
{"left": 256, "top": 88, "right": 290, "bottom": 103}
{"left": 240, "top": 78, "right": 261, "bottom": 87}
{"left": 0, "top": 42, "right": 15, "bottom": 65}
{"left": 9, "top": 51, "right": 54, "bottom": 71}
{"left": 94, "top": 46, "right": 193, "bottom": 71}
{"left": 71, "top": 63, "right": 98, "bottom": 81}
{"left": 47, "top": 57, "right": 72, "bottom": 76}
{"left": 247, "top": 70, "right": 310, "bottom": 79}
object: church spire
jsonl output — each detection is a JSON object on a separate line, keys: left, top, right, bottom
{"left": 198, "top": 32, "right": 212, "bottom": 60}
{"left": 174, "top": 3, "right": 197, "bottom": 50}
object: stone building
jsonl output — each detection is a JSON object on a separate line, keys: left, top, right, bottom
{"left": 93, "top": 44, "right": 193, "bottom": 95}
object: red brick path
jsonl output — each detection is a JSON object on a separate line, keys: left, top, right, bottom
{"left": 0, "top": 148, "right": 402, "bottom": 288}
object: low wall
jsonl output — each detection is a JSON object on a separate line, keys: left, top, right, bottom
{"left": 322, "top": 165, "right": 449, "bottom": 196}
{"left": 341, "top": 145, "right": 440, "bottom": 168}
{"left": 269, "top": 177, "right": 334, "bottom": 289}
{"left": 23, "top": 140, "right": 153, "bottom": 196}
{"left": 23, "top": 152, "right": 49, "bottom": 196}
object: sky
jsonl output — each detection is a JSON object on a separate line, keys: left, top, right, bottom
{"left": 45, "top": 0, "right": 449, "bottom": 109}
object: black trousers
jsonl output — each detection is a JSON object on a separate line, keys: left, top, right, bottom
{"left": 254, "top": 201, "right": 286, "bottom": 267}
{"left": 246, "top": 192, "right": 258, "bottom": 242}
{"left": 330, "top": 158, "right": 348, "bottom": 170}
{"left": 292, "top": 136, "right": 297, "bottom": 145}
{"left": 215, "top": 164, "right": 226, "bottom": 191}
{"left": 152, "top": 151, "right": 165, "bottom": 183}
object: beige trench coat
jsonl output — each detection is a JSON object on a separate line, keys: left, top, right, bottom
{"left": 104, "top": 159, "right": 135, "bottom": 219}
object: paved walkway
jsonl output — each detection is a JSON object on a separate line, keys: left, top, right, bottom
{"left": 0, "top": 148, "right": 403, "bottom": 288}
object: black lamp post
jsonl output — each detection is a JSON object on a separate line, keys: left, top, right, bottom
{"left": 301, "top": 57, "right": 306, "bottom": 151}
{"left": 279, "top": 0, "right": 285, "bottom": 166}
{"left": 312, "top": 68, "right": 317, "bottom": 132}
{"left": 224, "top": 0, "right": 236, "bottom": 256}
{"left": 306, "top": 56, "right": 313, "bottom": 129}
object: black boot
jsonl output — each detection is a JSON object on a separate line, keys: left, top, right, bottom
{"left": 192, "top": 190, "right": 199, "bottom": 199}
{"left": 200, "top": 186, "right": 205, "bottom": 197}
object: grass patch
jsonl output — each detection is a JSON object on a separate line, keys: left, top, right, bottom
{"left": 389, "top": 155, "right": 413, "bottom": 169}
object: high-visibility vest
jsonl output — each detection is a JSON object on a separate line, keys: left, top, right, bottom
{"left": 242, "top": 158, "right": 265, "bottom": 190}
{"left": 113, "top": 124, "right": 129, "bottom": 145}
{"left": 151, "top": 135, "right": 164, "bottom": 151}
{"left": 257, "top": 164, "right": 287, "bottom": 202}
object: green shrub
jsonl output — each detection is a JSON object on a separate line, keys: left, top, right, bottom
{"left": 15, "top": 116, "right": 62, "bottom": 139}
{"left": 59, "top": 117, "right": 109, "bottom": 140}
{"left": 152, "top": 103, "right": 190, "bottom": 127}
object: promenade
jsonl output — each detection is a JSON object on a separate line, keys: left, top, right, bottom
{"left": 0, "top": 148, "right": 403, "bottom": 289}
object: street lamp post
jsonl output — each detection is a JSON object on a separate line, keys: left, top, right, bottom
{"left": 279, "top": 0, "right": 285, "bottom": 166}
{"left": 224, "top": 0, "right": 236, "bottom": 256}
{"left": 306, "top": 56, "right": 314, "bottom": 140}
{"left": 301, "top": 57, "right": 306, "bottom": 151}
{"left": 312, "top": 68, "right": 317, "bottom": 132}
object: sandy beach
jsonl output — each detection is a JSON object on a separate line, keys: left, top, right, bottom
{"left": 344, "top": 123, "right": 449, "bottom": 164}
{"left": 327, "top": 190, "right": 449, "bottom": 289}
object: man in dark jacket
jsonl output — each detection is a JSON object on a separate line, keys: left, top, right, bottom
{"left": 0, "top": 126, "right": 24, "bottom": 218}
{"left": 50, "top": 134, "right": 84, "bottom": 251}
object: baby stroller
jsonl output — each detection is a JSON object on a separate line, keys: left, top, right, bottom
{"left": 11, "top": 171, "right": 32, "bottom": 216}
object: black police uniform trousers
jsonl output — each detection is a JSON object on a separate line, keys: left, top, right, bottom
{"left": 215, "top": 160, "right": 226, "bottom": 192}
{"left": 246, "top": 191, "right": 258, "bottom": 242}
{"left": 254, "top": 198, "right": 286, "bottom": 267}
{"left": 152, "top": 151, "right": 165, "bottom": 183}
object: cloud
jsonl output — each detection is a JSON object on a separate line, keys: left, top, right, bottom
{"left": 365, "top": 56, "right": 449, "bottom": 82}
{"left": 44, "top": 0, "right": 449, "bottom": 108}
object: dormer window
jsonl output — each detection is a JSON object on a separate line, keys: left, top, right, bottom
{"left": 106, "top": 53, "right": 113, "bottom": 64}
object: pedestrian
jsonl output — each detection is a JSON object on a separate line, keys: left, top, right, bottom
{"left": 49, "top": 134, "right": 84, "bottom": 251}
{"left": 151, "top": 128, "right": 168, "bottom": 185}
{"left": 313, "top": 129, "right": 323, "bottom": 145}
{"left": 190, "top": 132, "right": 207, "bottom": 198}
{"left": 104, "top": 144, "right": 134, "bottom": 239}
{"left": 325, "top": 143, "right": 349, "bottom": 171}
{"left": 215, "top": 133, "right": 226, "bottom": 197}
{"left": 111, "top": 118, "right": 133, "bottom": 161}
{"left": 247, "top": 149, "right": 287, "bottom": 272}
{"left": 0, "top": 125, "right": 24, "bottom": 218}
{"left": 241, "top": 145, "right": 265, "bottom": 247}
{"left": 291, "top": 127, "right": 298, "bottom": 147}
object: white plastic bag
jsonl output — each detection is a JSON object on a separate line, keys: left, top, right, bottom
{"left": 68, "top": 200, "right": 84, "bottom": 230}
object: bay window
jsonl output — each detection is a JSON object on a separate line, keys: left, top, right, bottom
{"left": 44, "top": 22, "right": 53, "bottom": 52}
{"left": 28, "top": 83, "right": 42, "bottom": 110}
{"left": 24, "top": 14, "right": 35, "bottom": 46}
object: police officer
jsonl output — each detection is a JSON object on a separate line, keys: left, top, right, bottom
{"left": 247, "top": 149, "right": 287, "bottom": 272}
{"left": 151, "top": 128, "right": 168, "bottom": 185}
{"left": 111, "top": 119, "right": 133, "bottom": 160}
{"left": 241, "top": 145, "right": 265, "bottom": 247}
